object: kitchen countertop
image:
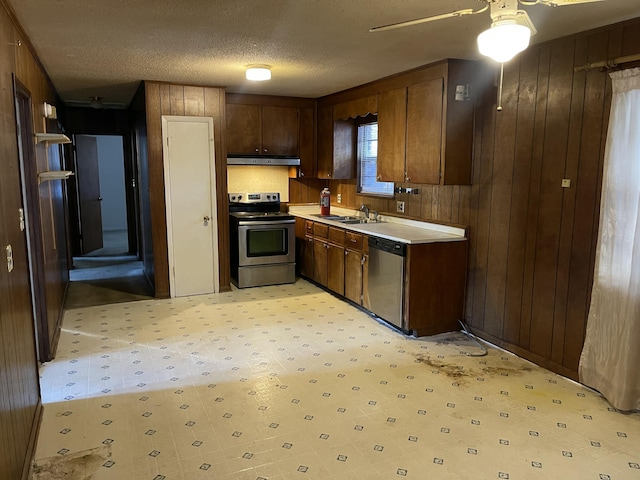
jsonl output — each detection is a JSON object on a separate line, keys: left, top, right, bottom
{"left": 288, "top": 205, "right": 467, "bottom": 244}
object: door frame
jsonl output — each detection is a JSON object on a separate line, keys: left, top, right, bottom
{"left": 13, "top": 77, "right": 50, "bottom": 362}
{"left": 161, "top": 115, "right": 219, "bottom": 297}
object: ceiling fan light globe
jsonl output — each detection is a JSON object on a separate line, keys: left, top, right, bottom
{"left": 477, "top": 23, "right": 531, "bottom": 63}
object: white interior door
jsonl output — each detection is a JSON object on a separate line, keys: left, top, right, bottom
{"left": 162, "top": 116, "right": 219, "bottom": 297}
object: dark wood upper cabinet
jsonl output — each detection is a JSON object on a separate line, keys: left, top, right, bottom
{"left": 377, "top": 59, "right": 477, "bottom": 185}
{"left": 226, "top": 103, "right": 262, "bottom": 155}
{"left": 261, "top": 105, "right": 299, "bottom": 155}
{"left": 225, "top": 98, "right": 304, "bottom": 157}
{"left": 298, "top": 106, "right": 316, "bottom": 178}
{"left": 377, "top": 87, "right": 407, "bottom": 182}
{"left": 316, "top": 104, "right": 357, "bottom": 180}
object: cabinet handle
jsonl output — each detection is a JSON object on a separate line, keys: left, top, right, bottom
{"left": 325, "top": 244, "right": 330, "bottom": 250}
{"left": 300, "top": 172, "right": 305, "bottom": 177}
{"left": 344, "top": 250, "right": 348, "bottom": 256}
{"left": 350, "top": 238, "right": 357, "bottom": 243}
{"left": 406, "top": 176, "right": 411, "bottom": 182}
{"left": 264, "top": 148, "right": 268, "bottom": 153}
{"left": 327, "top": 173, "right": 331, "bottom": 178}
{"left": 255, "top": 148, "right": 259, "bottom": 153}
{"left": 361, "top": 256, "right": 366, "bottom": 266}
{"left": 377, "top": 175, "right": 381, "bottom": 180}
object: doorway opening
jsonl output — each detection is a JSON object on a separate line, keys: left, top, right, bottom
{"left": 66, "top": 134, "right": 152, "bottom": 308}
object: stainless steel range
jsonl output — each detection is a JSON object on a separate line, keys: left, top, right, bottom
{"left": 229, "top": 192, "right": 296, "bottom": 288}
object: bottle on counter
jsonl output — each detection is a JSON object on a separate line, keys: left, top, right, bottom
{"left": 320, "top": 187, "right": 331, "bottom": 216}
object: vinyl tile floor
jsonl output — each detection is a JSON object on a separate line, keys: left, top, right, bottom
{"left": 32, "top": 279, "right": 640, "bottom": 479}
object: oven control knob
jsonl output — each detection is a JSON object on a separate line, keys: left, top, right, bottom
{"left": 230, "top": 196, "right": 236, "bottom": 202}
{"left": 237, "top": 195, "right": 242, "bottom": 200}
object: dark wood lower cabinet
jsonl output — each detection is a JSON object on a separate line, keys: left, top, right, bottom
{"left": 327, "top": 244, "right": 345, "bottom": 295}
{"left": 312, "top": 238, "right": 328, "bottom": 286}
{"left": 344, "top": 249, "right": 363, "bottom": 304}
{"left": 404, "top": 240, "right": 468, "bottom": 337}
{"left": 301, "top": 236, "right": 314, "bottom": 278}
{"left": 295, "top": 218, "right": 467, "bottom": 338}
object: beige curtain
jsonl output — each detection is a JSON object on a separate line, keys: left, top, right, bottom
{"left": 579, "top": 67, "right": 640, "bottom": 412}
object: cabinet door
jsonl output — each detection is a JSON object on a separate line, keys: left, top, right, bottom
{"left": 299, "top": 106, "right": 316, "bottom": 178}
{"left": 344, "top": 249, "right": 363, "bottom": 304}
{"left": 226, "top": 103, "right": 261, "bottom": 155}
{"left": 377, "top": 87, "right": 407, "bottom": 182}
{"left": 332, "top": 120, "right": 356, "bottom": 179}
{"left": 313, "top": 239, "right": 328, "bottom": 286}
{"left": 301, "top": 235, "right": 314, "bottom": 278}
{"left": 406, "top": 78, "right": 444, "bottom": 184}
{"left": 262, "top": 106, "right": 299, "bottom": 155}
{"left": 316, "top": 105, "right": 333, "bottom": 179}
{"left": 327, "top": 244, "right": 345, "bottom": 295}
{"left": 361, "top": 253, "right": 370, "bottom": 310}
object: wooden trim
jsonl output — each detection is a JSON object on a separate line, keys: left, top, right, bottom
{"left": 226, "top": 93, "right": 315, "bottom": 108}
{"left": 20, "top": 400, "right": 43, "bottom": 480}
{"left": 470, "top": 329, "right": 579, "bottom": 381}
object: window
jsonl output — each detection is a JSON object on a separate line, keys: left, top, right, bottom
{"left": 356, "top": 116, "right": 394, "bottom": 197}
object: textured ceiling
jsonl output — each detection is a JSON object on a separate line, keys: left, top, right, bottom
{"left": 7, "top": 0, "right": 640, "bottom": 107}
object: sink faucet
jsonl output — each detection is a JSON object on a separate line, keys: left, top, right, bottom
{"left": 359, "top": 204, "right": 369, "bottom": 219}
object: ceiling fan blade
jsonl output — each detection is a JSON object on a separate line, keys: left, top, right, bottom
{"left": 369, "top": 6, "right": 488, "bottom": 33}
{"left": 519, "top": 0, "right": 603, "bottom": 5}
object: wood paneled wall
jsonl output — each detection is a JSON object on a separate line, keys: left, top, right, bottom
{"left": 466, "top": 19, "right": 640, "bottom": 379}
{"left": 0, "top": 0, "right": 66, "bottom": 476}
{"left": 290, "top": 18, "right": 640, "bottom": 380}
{"left": 144, "top": 82, "right": 230, "bottom": 297}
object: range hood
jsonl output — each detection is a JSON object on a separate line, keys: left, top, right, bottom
{"left": 227, "top": 156, "right": 300, "bottom": 166}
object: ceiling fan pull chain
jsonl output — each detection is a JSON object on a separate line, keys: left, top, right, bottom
{"left": 497, "top": 62, "right": 504, "bottom": 112}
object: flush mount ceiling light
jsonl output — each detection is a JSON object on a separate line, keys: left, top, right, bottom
{"left": 477, "top": 21, "right": 532, "bottom": 63}
{"left": 246, "top": 65, "right": 271, "bottom": 81}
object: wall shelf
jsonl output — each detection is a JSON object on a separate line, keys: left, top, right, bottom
{"left": 34, "top": 133, "right": 71, "bottom": 144}
{"left": 37, "top": 171, "right": 74, "bottom": 183}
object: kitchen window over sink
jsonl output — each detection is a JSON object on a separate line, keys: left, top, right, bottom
{"left": 356, "top": 115, "right": 394, "bottom": 197}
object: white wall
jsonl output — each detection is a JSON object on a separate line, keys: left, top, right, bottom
{"left": 96, "top": 136, "right": 127, "bottom": 231}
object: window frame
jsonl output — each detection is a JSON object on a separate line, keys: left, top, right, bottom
{"left": 355, "top": 114, "right": 394, "bottom": 198}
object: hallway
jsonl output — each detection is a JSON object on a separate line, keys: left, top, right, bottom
{"left": 65, "top": 230, "right": 153, "bottom": 309}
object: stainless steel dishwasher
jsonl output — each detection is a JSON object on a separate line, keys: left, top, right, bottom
{"left": 367, "top": 236, "right": 407, "bottom": 330}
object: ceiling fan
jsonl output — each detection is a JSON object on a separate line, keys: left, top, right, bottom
{"left": 370, "top": 0, "right": 603, "bottom": 63}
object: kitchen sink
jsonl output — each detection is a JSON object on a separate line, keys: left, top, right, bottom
{"left": 311, "top": 214, "right": 384, "bottom": 225}
{"left": 337, "top": 216, "right": 385, "bottom": 225}
{"left": 339, "top": 218, "right": 368, "bottom": 224}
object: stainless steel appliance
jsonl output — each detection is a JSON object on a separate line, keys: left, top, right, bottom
{"left": 367, "top": 236, "right": 407, "bottom": 330}
{"left": 229, "top": 192, "right": 295, "bottom": 288}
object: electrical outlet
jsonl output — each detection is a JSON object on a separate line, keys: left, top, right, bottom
{"left": 337, "top": 193, "right": 342, "bottom": 204}
{"left": 396, "top": 201, "right": 405, "bottom": 213}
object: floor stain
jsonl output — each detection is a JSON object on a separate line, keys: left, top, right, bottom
{"left": 31, "top": 446, "right": 111, "bottom": 480}
{"left": 413, "top": 353, "right": 532, "bottom": 382}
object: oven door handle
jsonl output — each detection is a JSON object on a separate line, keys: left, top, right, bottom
{"left": 238, "top": 219, "right": 295, "bottom": 226}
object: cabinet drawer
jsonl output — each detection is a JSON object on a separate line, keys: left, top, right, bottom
{"left": 314, "top": 223, "right": 329, "bottom": 239}
{"left": 329, "top": 227, "right": 346, "bottom": 246}
{"left": 305, "top": 220, "right": 314, "bottom": 235}
{"left": 345, "top": 232, "right": 363, "bottom": 251}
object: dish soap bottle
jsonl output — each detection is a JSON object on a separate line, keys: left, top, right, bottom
{"left": 320, "top": 187, "right": 331, "bottom": 216}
